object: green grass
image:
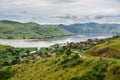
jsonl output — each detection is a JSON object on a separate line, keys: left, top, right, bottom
{"left": 0, "top": 44, "right": 36, "bottom": 66}
{"left": 1, "top": 50, "right": 120, "bottom": 80}
{"left": 0, "top": 44, "right": 11, "bottom": 51}
{"left": 1, "top": 35, "right": 120, "bottom": 80}
{"left": 0, "top": 20, "right": 72, "bottom": 39}
{"left": 87, "top": 38, "right": 120, "bottom": 59}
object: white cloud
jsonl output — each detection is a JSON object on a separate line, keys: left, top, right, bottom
{"left": 0, "top": 0, "right": 120, "bottom": 24}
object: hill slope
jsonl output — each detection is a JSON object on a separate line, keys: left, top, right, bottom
{"left": 0, "top": 44, "right": 36, "bottom": 66}
{"left": 87, "top": 37, "right": 120, "bottom": 59}
{"left": 0, "top": 20, "right": 72, "bottom": 39}
{"left": 1, "top": 48, "right": 120, "bottom": 80}
{"left": 59, "top": 22, "right": 120, "bottom": 35}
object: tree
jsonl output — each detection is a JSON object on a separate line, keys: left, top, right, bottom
{"left": 26, "top": 50, "right": 30, "bottom": 55}
{"left": 2, "top": 61, "right": 10, "bottom": 66}
{"left": 65, "top": 49, "right": 72, "bottom": 56}
{"left": 0, "top": 70, "right": 12, "bottom": 80}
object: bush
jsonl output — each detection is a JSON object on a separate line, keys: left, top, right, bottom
{"left": 64, "top": 49, "right": 72, "bottom": 56}
{"left": 0, "top": 70, "right": 12, "bottom": 80}
{"left": 111, "top": 65, "right": 120, "bottom": 74}
{"left": 80, "top": 71, "right": 105, "bottom": 80}
{"left": 71, "top": 77, "right": 79, "bottom": 80}
{"left": 80, "top": 60, "right": 108, "bottom": 80}
{"left": 2, "top": 61, "right": 10, "bottom": 66}
{"left": 71, "top": 59, "right": 83, "bottom": 67}
{"left": 60, "top": 58, "right": 70, "bottom": 64}
{"left": 71, "top": 53, "right": 79, "bottom": 59}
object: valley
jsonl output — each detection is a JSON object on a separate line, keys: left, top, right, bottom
{"left": 0, "top": 20, "right": 120, "bottom": 80}
{"left": 0, "top": 35, "right": 120, "bottom": 80}
{"left": 0, "top": 0, "right": 120, "bottom": 80}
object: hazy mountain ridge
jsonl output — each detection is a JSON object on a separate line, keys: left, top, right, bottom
{"left": 59, "top": 22, "right": 120, "bottom": 35}
{"left": 0, "top": 20, "right": 120, "bottom": 39}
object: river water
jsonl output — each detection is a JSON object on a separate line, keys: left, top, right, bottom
{"left": 0, "top": 35, "right": 112, "bottom": 48}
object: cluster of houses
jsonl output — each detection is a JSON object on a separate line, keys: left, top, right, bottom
{"left": 16, "top": 39, "right": 100, "bottom": 63}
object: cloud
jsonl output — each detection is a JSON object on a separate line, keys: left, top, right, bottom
{"left": 0, "top": 0, "right": 120, "bottom": 24}
{"left": 46, "top": 0, "right": 75, "bottom": 4}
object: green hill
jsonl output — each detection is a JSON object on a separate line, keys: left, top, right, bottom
{"left": 59, "top": 22, "right": 120, "bottom": 35}
{"left": 1, "top": 49, "right": 120, "bottom": 80}
{"left": 87, "top": 37, "right": 120, "bottom": 59}
{"left": 1, "top": 36, "right": 120, "bottom": 80}
{"left": 0, "top": 20, "right": 72, "bottom": 39}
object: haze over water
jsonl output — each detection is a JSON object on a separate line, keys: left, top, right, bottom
{"left": 0, "top": 35, "right": 112, "bottom": 48}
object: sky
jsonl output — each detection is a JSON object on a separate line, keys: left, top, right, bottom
{"left": 0, "top": 0, "right": 120, "bottom": 24}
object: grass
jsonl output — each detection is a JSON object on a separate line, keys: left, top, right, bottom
{"left": 87, "top": 38, "right": 120, "bottom": 59}
{"left": 1, "top": 36, "right": 120, "bottom": 80}
{"left": 0, "top": 20, "right": 72, "bottom": 39}
{"left": 0, "top": 44, "right": 36, "bottom": 66}
{"left": 0, "top": 44, "right": 11, "bottom": 51}
{"left": 1, "top": 51, "right": 120, "bottom": 80}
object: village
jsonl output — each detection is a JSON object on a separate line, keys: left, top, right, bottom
{"left": 12, "top": 38, "right": 103, "bottom": 64}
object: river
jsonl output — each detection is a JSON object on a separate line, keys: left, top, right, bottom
{"left": 0, "top": 35, "right": 112, "bottom": 48}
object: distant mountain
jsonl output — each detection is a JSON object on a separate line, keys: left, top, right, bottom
{"left": 0, "top": 20, "right": 72, "bottom": 39}
{"left": 59, "top": 22, "right": 120, "bottom": 35}
{"left": 1, "top": 20, "right": 120, "bottom": 39}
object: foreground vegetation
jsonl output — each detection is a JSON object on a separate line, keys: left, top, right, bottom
{"left": 87, "top": 36, "right": 120, "bottom": 59}
{"left": 0, "top": 35, "right": 120, "bottom": 80}
{"left": 0, "top": 44, "right": 36, "bottom": 67}
{"left": 1, "top": 50, "right": 120, "bottom": 80}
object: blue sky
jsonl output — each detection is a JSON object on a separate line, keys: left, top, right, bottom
{"left": 0, "top": 0, "right": 120, "bottom": 24}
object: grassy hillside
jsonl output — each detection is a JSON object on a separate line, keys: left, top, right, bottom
{"left": 59, "top": 22, "right": 120, "bottom": 35}
{"left": 1, "top": 36, "right": 120, "bottom": 80}
{"left": 0, "top": 44, "right": 36, "bottom": 66}
{"left": 0, "top": 20, "right": 72, "bottom": 39}
{"left": 1, "top": 50, "right": 120, "bottom": 80}
{"left": 87, "top": 37, "right": 120, "bottom": 59}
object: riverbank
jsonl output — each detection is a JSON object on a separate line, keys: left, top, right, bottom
{"left": 0, "top": 35, "right": 112, "bottom": 48}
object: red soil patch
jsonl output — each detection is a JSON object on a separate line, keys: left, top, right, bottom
{"left": 88, "top": 47, "right": 117, "bottom": 58}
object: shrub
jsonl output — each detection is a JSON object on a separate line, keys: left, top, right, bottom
{"left": 71, "top": 77, "right": 79, "bottom": 80}
{"left": 80, "top": 60, "right": 108, "bottom": 80}
{"left": 71, "top": 53, "right": 79, "bottom": 59}
{"left": 64, "top": 49, "right": 72, "bottom": 56}
{"left": 80, "top": 71, "right": 105, "bottom": 80}
{"left": 71, "top": 59, "right": 83, "bottom": 67}
{"left": 111, "top": 65, "right": 120, "bottom": 74}
{"left": 2, "top": 61, "right": 10, "bottom": 66}
{"left": 0, "top": 70, "right": 12, "bottom": 80}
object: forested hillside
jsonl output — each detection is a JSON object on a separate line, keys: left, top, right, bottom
{"left": 59, "top": 22, "right": 120, "bottom": 35}
{"left": 0, "top": 20, "right": 72, "bottom": 39}
{"left": 1, "top": 20, "right": 120, "bottom": 39}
